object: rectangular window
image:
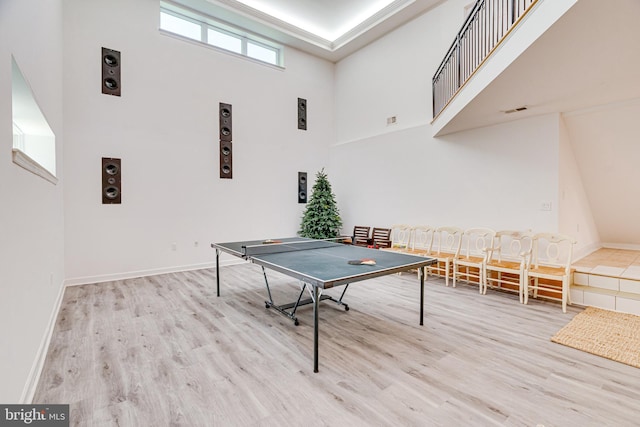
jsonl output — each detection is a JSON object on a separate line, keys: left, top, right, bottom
{"left": 247, "top": 42, "right": 278, "bottom": 64}
{"left": 11, "top": 56, "right": 57, "bottom": 184}
{"left": 159, "top": 3, "right": 283, "bottom": 67}
{"left": 160, "top": 11, "right": 201, "bottom": 41}
{"left": 207, "top": 28, "right": 242, "bottom": 54}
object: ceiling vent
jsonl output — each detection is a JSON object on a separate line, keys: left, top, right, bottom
{"left": 504, "top": 106, "right": 528, "bottom": 114}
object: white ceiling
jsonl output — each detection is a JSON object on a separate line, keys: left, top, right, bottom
{"left": 198, "top": 0, "right": 445, "bottom": 61}
{"left": 228, "top": 0, "right": 401, "bottom": 41}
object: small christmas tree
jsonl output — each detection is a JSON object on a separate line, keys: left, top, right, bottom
{"left": 299, "top": 168, "right": 343, "bottom": 239}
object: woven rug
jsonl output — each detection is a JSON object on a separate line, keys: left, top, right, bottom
{"left": 551, "top": 306, "right": 640, "bottom": 368}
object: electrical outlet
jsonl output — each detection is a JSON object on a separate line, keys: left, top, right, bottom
{"left": 386, "top": 116, "right": 397, "bottom": 125}
{"left": 171, "top": 243, "right": 177, "bottom": 251}
{"left": 540, "top": 201, "right": 552, "bottom": 211}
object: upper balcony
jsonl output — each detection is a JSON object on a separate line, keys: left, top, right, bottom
{"left": 430, "top": 0, "right": 640, "bottom": 136}
{"left": 433, "top": 0, "right": 538, "bottom": 120}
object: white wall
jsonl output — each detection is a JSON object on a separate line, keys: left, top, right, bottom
{"left": 330, "top": 114, "right": 562, "bottom": 234}
{"left": 563, "top": 98, "right": 640, "bottom": 248}
{"left": 335, "top": 0, "right": 469, "bottom": 144}
{"left": 63, "top": 0, "right": 335, "bottom": 284}
{"left": 0, "top": 0, "right": 65, "bottom": 403}
{"left": 558, "top": 114, "right": 600, "bottom": 258}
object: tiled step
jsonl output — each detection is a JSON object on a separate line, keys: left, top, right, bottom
{"left": 570, "top": 270, "right": 640, "bottom": 315}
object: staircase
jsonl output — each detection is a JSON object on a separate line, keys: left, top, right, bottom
{"left": 571, "top": 248, "right": 640, "bottom": 315}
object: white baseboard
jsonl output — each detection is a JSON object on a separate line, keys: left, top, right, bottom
{"left": 63, "top": 259, "right": 244, "bottom": 287}
{"left": 20, "top": 280, "right": 66, "bottom": 404}
{"left": 601, "top": 242, "right": 640, "bottom": 251}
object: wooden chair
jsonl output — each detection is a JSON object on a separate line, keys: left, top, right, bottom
{"left": 525, "top": 233, "right": 576, "bottom": 313}
{"left": 483, "top": 230, "right": 533, "bottom": 302}
{"left": 402, "top": 225, "right": 435, "bottom": 256}
{"left": 382, "top": 224, "right": 413, "bottom": 253}
{"left": 453, "top": 228, "right": 495, "bottom": 293}
{"left": 387, "top": 225, "right": 433, "bottom": 276}
{"left": 369, "top": 227, "right": 392, "bottom": 248}
{"left": 428, "top": 226, "right": 463, "bottom": 287}
{"left": 352, "top": 226, "right": 370, "bottom": 246}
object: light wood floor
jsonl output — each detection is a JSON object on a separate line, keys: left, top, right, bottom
{"left": 34, "top": 264, "right": 640, "bottom": 426}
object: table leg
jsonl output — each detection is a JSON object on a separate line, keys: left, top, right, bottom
{"left": 216, "top": 248, "right": 220, "bottom": 297}
{"left": 313, "top": 285, "right": 319, "bottom": 373}
{"left": 420, "top": 266, "right": 425, "bottom": 326}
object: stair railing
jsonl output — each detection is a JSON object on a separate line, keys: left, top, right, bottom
{"left": 432, "top": 0, "right": 538, "bottom": 119}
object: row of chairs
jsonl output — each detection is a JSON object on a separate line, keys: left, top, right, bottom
{"left": 382, "top": 225, "right": 576, "bottom": 313}
{"left": 351, "top": 226, "right": 392, "bottom": 248}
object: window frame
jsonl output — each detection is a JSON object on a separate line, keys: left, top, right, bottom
{"left": 159, "top": 3, "right": 284, "bottom": 68}
{"left": 11, "top": 55, "right": 58, "bottom": 185}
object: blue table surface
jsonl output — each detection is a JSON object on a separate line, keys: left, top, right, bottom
{"left": 214, "top": 238, "right": 435, "bottom": 288}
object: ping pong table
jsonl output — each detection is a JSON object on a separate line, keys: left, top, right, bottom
{"left": 212, "top": 237, "right": 436, "bottom": 372}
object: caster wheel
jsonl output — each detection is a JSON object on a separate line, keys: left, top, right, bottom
{"left": 345, "top": 306, "right": 350, "bottom": 311}
{"left": 294, "top": 319, "right": 299, "bottom": 326}
{"left": 265, "top": 303, "right": 270, "bottom": 309}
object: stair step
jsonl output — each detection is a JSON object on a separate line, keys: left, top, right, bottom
{"left": 571, "top": 284, "right": 640, "bottom": 300}
{"left": 571, "top": 284, "right": 640, "bottom": 315}
{"left": 568, "top": 248, "right": 640, "bottom": 315}
{"left": 573, "top": 271, "right": 640, "bottom": 294}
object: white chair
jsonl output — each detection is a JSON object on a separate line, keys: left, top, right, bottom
{"left": 402, "top": 225, "right": 435, "bottom": 257}
{"left": 428, "top": 226, "right": 463, "bottom": 287}
{"left": 483, "top": 230, "right": 533, "bottom": 302}
{"left": 382, "top": 224, "right": 413, "bottom": 253}
{"left": 525, "top": 233, "right": 576, "bottom": 313}
{"left": 453, "top": 228, "right": 495, "bottom": 293}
